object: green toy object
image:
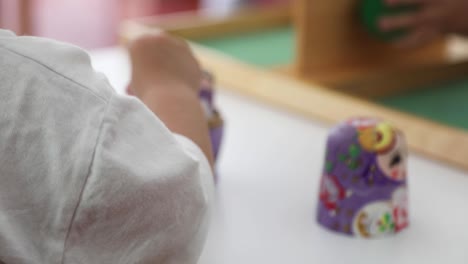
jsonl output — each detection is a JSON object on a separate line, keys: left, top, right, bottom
{"left": 360, "top": 0, "right": 418, "bottom": 42}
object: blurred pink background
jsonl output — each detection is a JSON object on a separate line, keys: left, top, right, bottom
{"left": 0, "top": 0, "right": 289, "bottom": 49}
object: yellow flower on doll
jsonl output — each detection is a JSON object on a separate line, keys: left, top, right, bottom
{"left": 357, "top": 121, "right": 396, "bottom": 153}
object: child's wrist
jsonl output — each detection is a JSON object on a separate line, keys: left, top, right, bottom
{"left": 133, "top": 79, "right": 198, "bottom": 99}
{"left": 139, "top": 82, "right": 199, "bottom": 106}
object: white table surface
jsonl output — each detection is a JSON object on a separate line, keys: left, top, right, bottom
{"left": 90, "top": 47, "right": 468, "bottom": 264}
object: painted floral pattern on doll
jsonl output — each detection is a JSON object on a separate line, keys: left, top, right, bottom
{"left": 319, "top": 175, "right": 347, "bottom": 212}
{"left": 317, "top": 117, "right": 409, "bottom": 238}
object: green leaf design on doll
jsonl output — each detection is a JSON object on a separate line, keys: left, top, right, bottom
{"left": 347, "top": 159, "right": 359, "bottom": 170}
{"left": 349, "top": 144, "right": 361, "bottom": 158}
{"left": 326, "top": 161, "right": 334, "bottom": 173}
{"left": 377, "top": 212, "right": 395, "bottom": 233}
{"left": 339, "top": 154, "right": 346, "bottom": 162}
{"left": 338, "top": 144, "right": 363, "bottom": 170}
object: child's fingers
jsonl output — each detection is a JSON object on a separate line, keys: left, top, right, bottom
{"left": 380, "top": 14, "right": 418, "bottom": 31}
{"left": 379, "top": 7, "right": 445, "bottom": 31}
{"left": 385, "top": 0, "right": 431, "bottom": 5}
{"left": 393, "top": 27, "right": 440, "bottom": 48}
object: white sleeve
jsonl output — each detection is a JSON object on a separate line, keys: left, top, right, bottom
{"left": 62, "top": 94, "right": 214, "bottom": 264}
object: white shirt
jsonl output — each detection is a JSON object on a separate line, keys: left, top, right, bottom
{"left": 0, "top": 29, "right": 214, "bottom": 264}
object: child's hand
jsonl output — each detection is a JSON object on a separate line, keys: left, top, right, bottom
{"left": 128, "top": 33, "right": 202, "bottom": 97}
{"left": 127, "top": 33, "right": 214, "bottom": 167}
{"left": 379, "top": 0, "right": 468, "bottom": 48}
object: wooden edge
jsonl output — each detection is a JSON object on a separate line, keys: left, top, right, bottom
{"left": 279, "top": 60, "right": 468, "bottom": 99}
{"left": 328, "top": 61, "right": 468, "bottom": 98}
{"left": 119, "top": 4, "right": 291, "bottom": 42}
{"left": 191, "top": 44, "right": 468, "bottom": 172}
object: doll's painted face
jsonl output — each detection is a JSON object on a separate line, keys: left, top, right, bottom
{"left": 355, "top": 120, "right": 408, "bottom": 181}
{"left": 353, "top": 201, "right": 395, "bottom": 238}
{"left": 352, "top": 187, "right": 409, "bottom": 237}
{"left": 376, "top": 131, "right": 407, "bottom": 181}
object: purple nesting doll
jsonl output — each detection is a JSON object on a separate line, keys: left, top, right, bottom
{"left": 199, "top": 71, "right": 224, "bottom": 162}
{"left": 317, "top": 117, "right": 409, "bottom": 238}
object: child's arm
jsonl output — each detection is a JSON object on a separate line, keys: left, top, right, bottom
{"left": 379, "top": 0, "right": 468, "bottom": 48}
{"left": 0, "top": 29, "right": 214, "bottom": 263}
{"left": 128, "top": 34, "right": 214, "bottom": 167}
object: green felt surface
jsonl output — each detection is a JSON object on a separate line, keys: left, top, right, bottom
{"left": 379, "top": 81, "right": 468, "bottom": 130}
{"left": 196, "top": 26, "right": 295, "bottom": 67}
{"left": 194, "top": 27, "right": 468, "bottom": 130}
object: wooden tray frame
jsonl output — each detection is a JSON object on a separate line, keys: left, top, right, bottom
{"left": 119, "top": 5, "right": 468, "bottom": 171}
{"left": 294, "top": 0, "right": 468, "bottom": 98}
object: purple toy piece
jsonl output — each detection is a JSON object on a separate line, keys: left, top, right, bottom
{"left": 199, "top": 71, "right": 224, "bottom": 162}
{"left": 210, "top": 125, "right": 224, "bottom": 160}
{"left": 317, "top": 117, "right": 409, "bottom": 238}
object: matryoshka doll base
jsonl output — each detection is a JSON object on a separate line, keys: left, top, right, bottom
{"left": 317, "top": 117, "right": 409, "bottom": 238}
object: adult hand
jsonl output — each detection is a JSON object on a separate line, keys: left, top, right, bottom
{"left": 379, "top": 0, "right": 468, "bottom": 47}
